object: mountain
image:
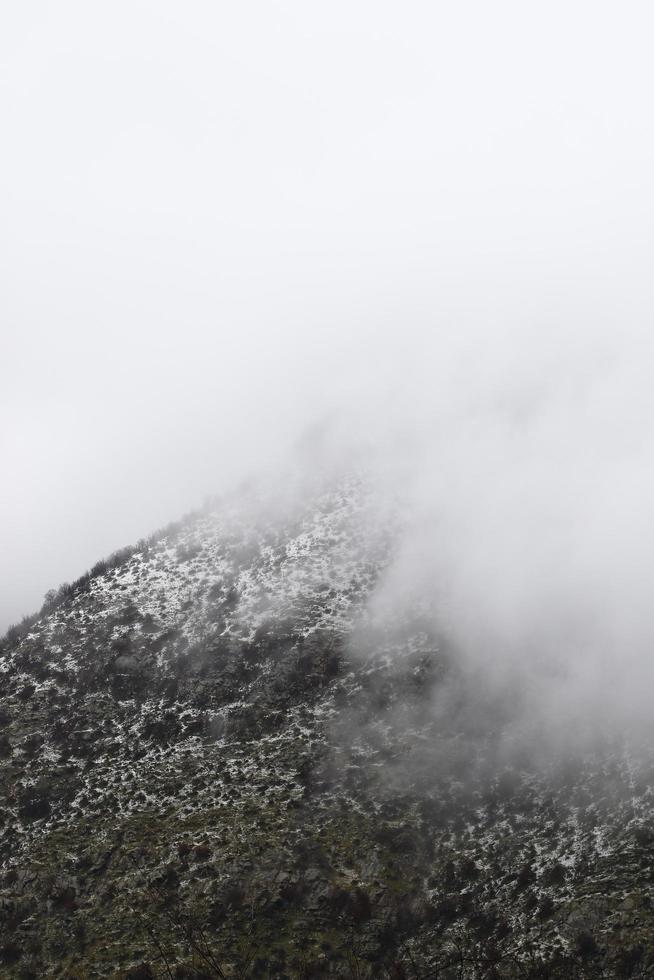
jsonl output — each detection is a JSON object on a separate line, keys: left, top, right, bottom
{"left": 1, "top": 473, "right": 654, "bottom": 978}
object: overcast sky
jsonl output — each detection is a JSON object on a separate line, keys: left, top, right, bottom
{"left": 3, "top": 1, "right": 654, "bottom": 633}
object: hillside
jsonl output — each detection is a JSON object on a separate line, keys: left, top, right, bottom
{"left": 1, "top": 475, "right": 654, "bottom": 978}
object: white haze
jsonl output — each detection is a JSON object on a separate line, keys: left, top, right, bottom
{"left": 333, "top": 322, "right": 654, "bottom": 743}
{"left": 2, "top": 0, "right": 654, "bottom": 741}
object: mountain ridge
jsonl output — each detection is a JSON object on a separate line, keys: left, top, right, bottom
{"left": 1, "top": 474, "right": 654, "bottom": 978}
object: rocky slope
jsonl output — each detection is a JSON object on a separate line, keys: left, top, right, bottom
{"left": 1, "top": 474, "right": 654, "bottom": 978}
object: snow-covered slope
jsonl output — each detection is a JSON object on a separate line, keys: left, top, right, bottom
{"left": 1, "top": 475, "right": 654, "bottom": 978}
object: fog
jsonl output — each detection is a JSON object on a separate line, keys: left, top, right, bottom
{"left": 340, "top": 325, "right": 654, "bottom": 745}
{"left": 3, "top": 0, "right": 654, "bottom": 712}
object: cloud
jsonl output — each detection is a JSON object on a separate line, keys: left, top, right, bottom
{"left": 327, "top": 319, "right": 654, "bottom": 743}
{"left": 3, "top": 0, "right": 654, "bottom": 644}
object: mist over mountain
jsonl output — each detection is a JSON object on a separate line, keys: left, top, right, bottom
{"left": 5, "top": 1, "right": 654, "bottom": 976}
{"left": 5, "top": 0, "right": 654, "bottom": 638}
{"left": 3, "top": 464, "right": 654, "bottom": 977}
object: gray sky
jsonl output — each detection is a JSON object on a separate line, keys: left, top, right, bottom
{"left": 3, "top": 1, "right": 654, "bottom": 633}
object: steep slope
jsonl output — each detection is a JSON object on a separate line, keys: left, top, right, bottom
{"left": 1, "top": 475, "right": 654, "bottom": 978}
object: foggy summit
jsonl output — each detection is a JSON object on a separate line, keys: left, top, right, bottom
{"left": 4, "top": 1, "right": 654, "bottom": 977}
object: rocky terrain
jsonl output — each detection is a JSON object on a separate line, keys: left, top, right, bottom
{"left": 1, "top": 473, "right": 654, "bottom": 978}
